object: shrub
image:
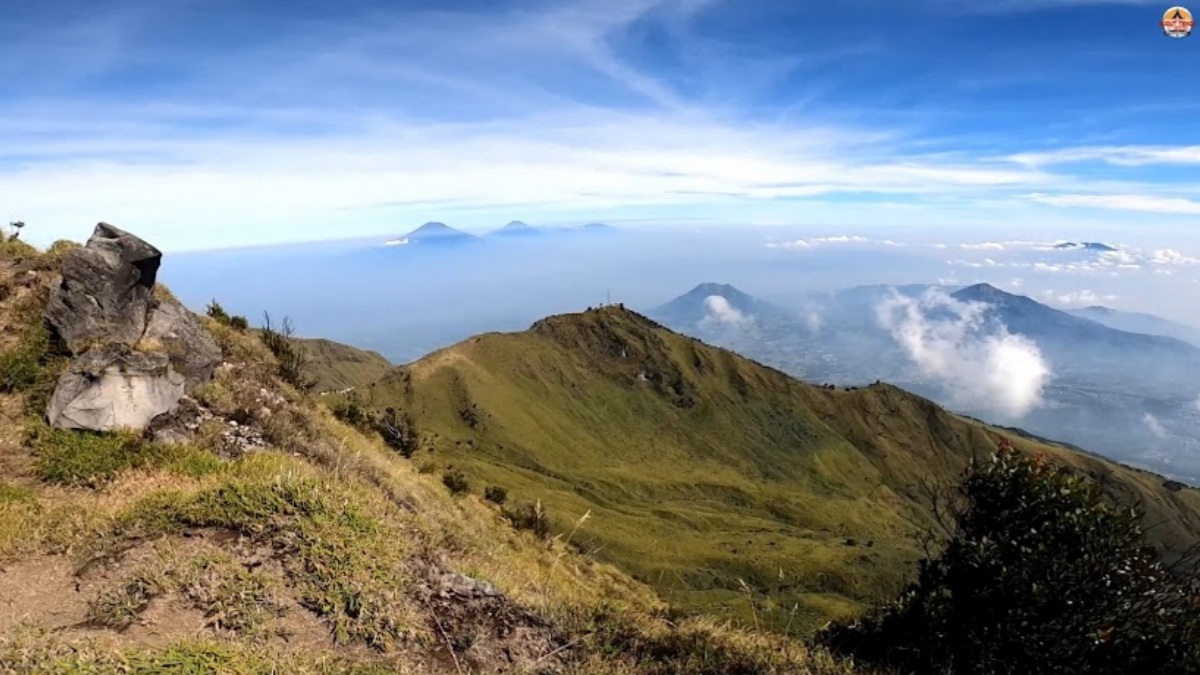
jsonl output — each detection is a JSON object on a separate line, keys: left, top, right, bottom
{"left": 376, "top": 407, "right": 419, "bottom": 457}
{"left": 330, "top": 394, "right": 373, "bottom": 430}
{"left": 259, "top": 312, "right": 316, "bottom": 392}
{"left": 484, "top": 485, "right": 508, "bottom": 505}
{"left": 229, "top": 315, "right": 249, "bottom": 332}
{"left": 817, "top": 438, "right": 1200, "bottom": 675}
{"left": 442, "top": 469, "right": 470, "bottom": 495}
{"left": 206, "top": 299, "right": 232, "bottom": 323}
{"left": 503, "top": 500, "right": 551, "bottom": 539}
{"left": 0, "top": 304, "right": 65, "bottom": 416}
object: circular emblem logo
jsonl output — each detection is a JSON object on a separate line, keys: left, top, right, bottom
{"left": 1161, "top": 6, "right": 1194, "bottom": 38}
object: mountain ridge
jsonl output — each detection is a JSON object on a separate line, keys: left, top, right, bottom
{"left": 354, "top": 304, "right": 1200, "bottom": 633}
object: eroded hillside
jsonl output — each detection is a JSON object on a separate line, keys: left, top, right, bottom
{"left": 0, "top": 229, "right": 863, "bottom": 674}
{"left": 351, "top": 305, "right": 1200, "bottom": 634}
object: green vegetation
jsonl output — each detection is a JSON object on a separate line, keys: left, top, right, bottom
{"left": 206, "top": 298, "right": 250, "bottom": 333}
{"left": 4, "top": 238, "right": 1198, "bottom": 675}
{"left": 100, "top": 453, "right": 421, "bottom": 650}
{"left": 0, "top": 289, "right": 63, "bottom": 416}
{"left": 0, "top": 635, "right": 403, "bottom": 675}
{"left": 442, "top": 468, "right": 470, "bottom": 494}
{"left": 820, "top": 439, "right": 1200, "bottom": 675}
{"left": 29, "top": 425, "right": 222, "bottom": 486}
{"left": 484, "top": 484, "right": 508, "bottom": 504}
{"left": 358, "top": 306, "right": 1200, "bottom": 634}
{"left": 260, "top": 312, "right": 318, "bottom": 392}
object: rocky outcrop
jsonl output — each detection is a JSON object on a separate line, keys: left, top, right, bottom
{"left": 140, "top": 296, "right": 222, "bottom": 382}
{"left": 46, "top": 345, "right": 186, "bottom": 431}
{"left": 45, "top": 223, "right": 162, "bottom": 353}
{"left": 44, "top": 223, "right": 222, "bottom": 432}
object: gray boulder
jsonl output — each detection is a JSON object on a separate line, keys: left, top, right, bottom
{"left": 142, "top": 297, "right": 222, "bottom": 384}
{"left": 45, "top": 223, "right": 162, "bottom": 354}
{"left": 47, "top": 344, "right": 185, "bottom": 431}
{"left": 43, "top": 223, "right": 222, "bottom": 432}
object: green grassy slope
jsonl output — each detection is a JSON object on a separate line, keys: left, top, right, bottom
{"left": 297, "top": 338, "right": 393, "bottom": 393}
{"left": 2, "top": 244, "right": 869, "bottom": 675}
{"left": 356, "top": 306, "right": 1200, "bottom": 635}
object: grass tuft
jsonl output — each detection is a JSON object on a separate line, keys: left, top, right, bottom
{"left": 102, "top": 455, "right": 422, "bottom": 651}
{"left": 29, "top": 425, "right": 223, "bottom": 487}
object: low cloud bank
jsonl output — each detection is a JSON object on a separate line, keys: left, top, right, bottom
{"left": 701, "top": 295, "right": 747, "bottom": 327}
{"left": 876, "top": 290, "right": 1051, "bottom": 418}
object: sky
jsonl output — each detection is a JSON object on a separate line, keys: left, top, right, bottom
{"left": 2, "top": 0, "right": 1199, "bottom": 252}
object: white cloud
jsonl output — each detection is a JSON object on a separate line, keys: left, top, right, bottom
{"left": 958, "top": 242, "right": 1006, "bottom": 250}
{"left": 799, "top": 304, "right": 824, "bottom": 333}
{"left": 701, "top": 295, "right": 746, "bottom": 326}
{"left": 812, "top": 235, "right": 869, "bottom": 244}
{"left": 1149, "top": 249, "right": 1200, "bottom": 266}
{"left": 1039, "top": 289, "right": 1117, "bottom": 308}
{"left": 1142, "top": 412, "right": 1168, "bottom": 440}
{"left": 2, "top": 0, "right": 1196, "bottom": 251}
{"left": 1009, "top": 145, "right": 1200, "bottom": 168}
{"left": 767, "top": 235, "right": 871, "bottom": 250}
{"left": 767, "top": 239, "right": 813, "bottom": 249}
{"left": 1194, "top": 395, "right": 1200, "bottom": 414}
{"left": 382, "top": 237, "right": 409, "bottom": 247}
{"left": 876, "top": 289, "right": 1051, "bottom": 418}
{"left": 1027, "top": 192, "right": 1200, "bottom": 216}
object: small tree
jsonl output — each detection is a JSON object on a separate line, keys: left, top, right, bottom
{"left": 7, "top": 221, "right": 24, "bottom": 241}
{"left": 206, "top": 299, "right": 231, "bottom": 323}
{"left": 442, "top": 469, "right": 470, "bottom": 495}
{"left": 376, "top": 407, "right": 419, "bottom": 458}
{"left": 259, "top": 312, "right": 316, "bottom": 392}
{"left": 484, "top": 485, "right": 508, "bottom": 505}
{"left": 818, "top": 438, "right": 1200, "bottom": 675}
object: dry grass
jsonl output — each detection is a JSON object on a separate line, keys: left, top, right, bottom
{"left": 0, "top": 240, "right": 874, "bottom": 674}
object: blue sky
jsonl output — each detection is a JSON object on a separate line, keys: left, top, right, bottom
{"left": 2, "top": 0, "right": 1198, "bottom": 251}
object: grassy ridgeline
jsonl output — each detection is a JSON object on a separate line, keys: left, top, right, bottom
{"left": 0, "top": 239, "right": 870, "bottom": 674}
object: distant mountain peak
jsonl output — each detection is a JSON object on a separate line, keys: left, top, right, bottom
{"left": 490, "top": 220, "right": 542, "bottom": 237}
{"left": 652, "top": 282, "right": 777, "bottom": 326}
{"left": 951, "top": 283, "right": 1046, "bottom": 312}
{"left": 397, "top": 222, "right": 476, "bottom": 245}
{"left": 411, "top": 221, "right": 455, "bottom": 234}
{"left": 1054, "top": 241, "right": 1118, "bottom": 252}
{"left": 954, "top": 282, "right": 1009, "bottom": 299}
{"left": 687, "top": 282, "right": 745, "bottom": 297}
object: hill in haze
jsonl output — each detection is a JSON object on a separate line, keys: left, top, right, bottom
{"left": 650, "top": 281, "right": 1200, "bottom": 483}
{"left": 388, "top": 221, "right": 477, "bottom": 247}
{"left": 489, "top": 221, "right": 543, "bottom": 238}
{"left": 651, "top": 282, "right": 784, "bottom": 328}
{"left": 1067, "top": 305, "right": 1200, "bottom": 348}
{"left": 1053, "top": 241, "right": 1118, "bottom": 252}
{"left": 351, "top": 304, "right": 1200, "bottom": 634}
